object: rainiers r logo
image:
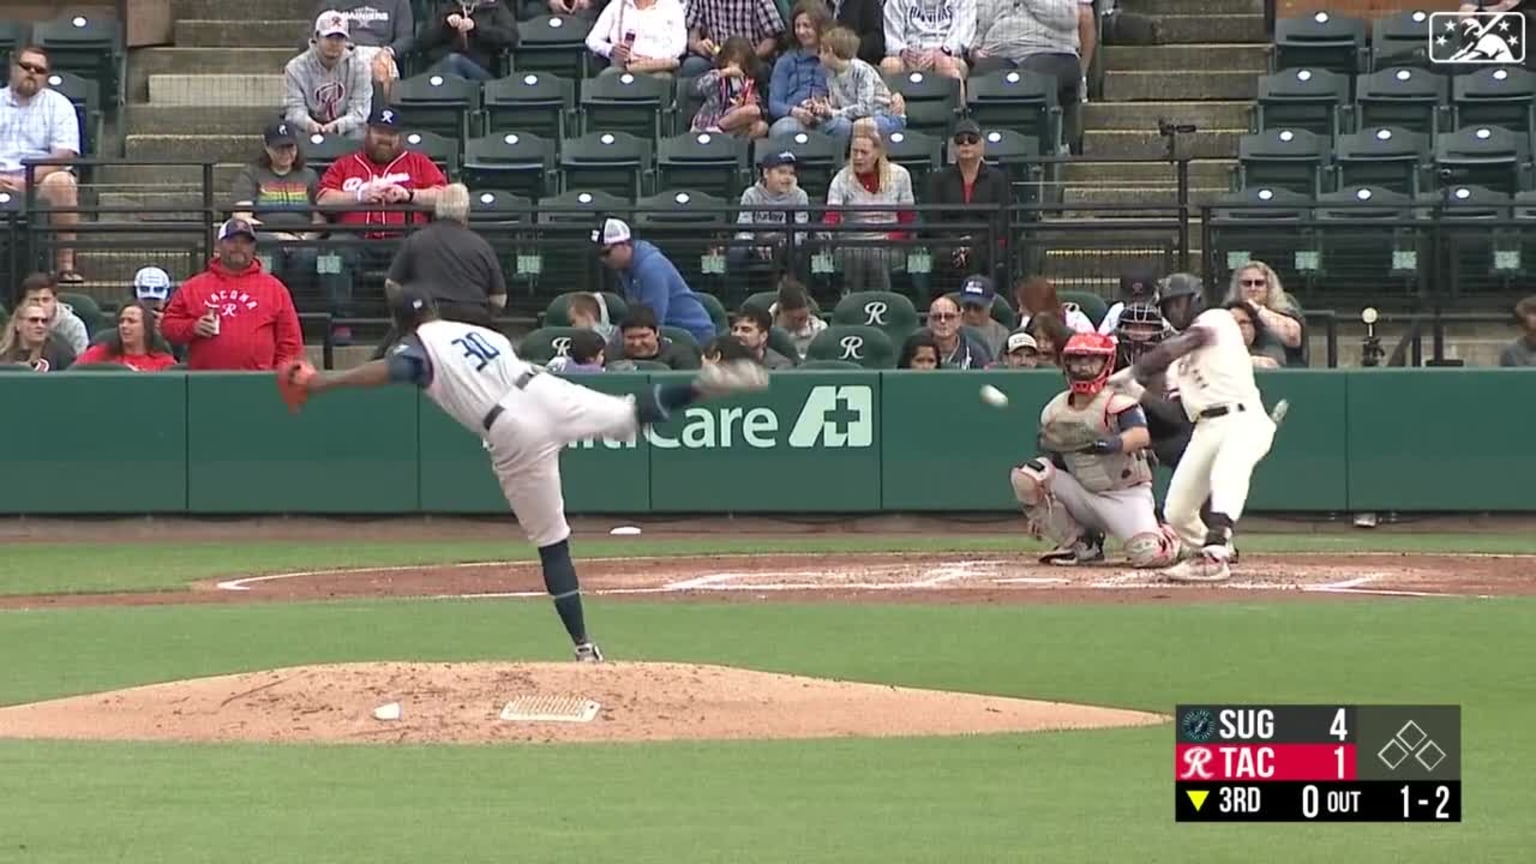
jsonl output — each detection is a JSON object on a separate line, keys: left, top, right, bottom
{"left": 1430, "top": 12, "right": 1526, "bottom": 64}
{"left": 1180, "top": 747, "right": 1216, "bottom": 780}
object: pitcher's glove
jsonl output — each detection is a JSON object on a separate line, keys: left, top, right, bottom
{"left": 277, "top": 359, "right": 317, "bottom": 414}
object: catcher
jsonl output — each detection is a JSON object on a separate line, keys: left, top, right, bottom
{"left": 1009, "top": 332, "right": 1181, "bottom": 567}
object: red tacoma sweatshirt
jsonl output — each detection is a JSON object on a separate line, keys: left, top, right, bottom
{"left": 160, "top": 258, "right": 304, "bottom": 371}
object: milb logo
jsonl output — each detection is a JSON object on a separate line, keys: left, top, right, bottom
{"left": 1430, "top": 12, "right": 1526, "bottom": 64}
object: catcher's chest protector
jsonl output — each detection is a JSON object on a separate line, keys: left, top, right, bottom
{"left": 1041, "top": 389, "right": 1153, "bottom": 493}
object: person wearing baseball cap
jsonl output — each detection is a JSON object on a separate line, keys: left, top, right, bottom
{"left": 595, "top": 217, "right": 716, "bottom": 346}
{"left": 231, "top": 120, "right": 323, "bottom": 296}
{"left": 999, "top": 330, "right": 1043, "bottom": 369}
{"left": 927, "top": 118, "right": 1010, "bottom": 287}
{"left": 283, "top": 9, "right": 372, "bottom": 138}
{"left": 732, "top": 150, "right": 810, "bottom": 278}
{"left": 1097, "top": 267, "right": 1160, "bottom": 336}
{"left": 157, "top": 218, "right": 303, "bottom": 371}
{"left": 957, "top": 274, "right": 1010, "bottom": 356}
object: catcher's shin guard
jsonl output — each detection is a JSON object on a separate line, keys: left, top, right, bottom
{"left": 1009, "top": 460, "right": 1085, "bottom": 548}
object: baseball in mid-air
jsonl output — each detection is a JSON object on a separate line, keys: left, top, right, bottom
{"left": 980, "top": 385, "right": 1009, "bottom": 408}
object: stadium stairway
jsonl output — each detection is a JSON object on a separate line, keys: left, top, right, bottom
{"left": 1044, "top": 0, "right": 1262, "bottom": 290}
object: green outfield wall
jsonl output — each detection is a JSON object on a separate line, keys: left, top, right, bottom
{"left": 3, "top": 369, "right": 1527, "bottom": 515}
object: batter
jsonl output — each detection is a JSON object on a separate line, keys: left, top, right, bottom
{"left": 1107, "top": 282, "right": 1278, "bottom": 583}
{"left": 1010, "top": 333, "right": 1181, "bottom": 568}
{"left": 283, "top": 285, "right": 770, "bottom": 660}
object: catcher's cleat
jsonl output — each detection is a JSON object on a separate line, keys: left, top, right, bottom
{"left": 695, "top": 360, "right": 770, "bottom": 397}
{"left": 574, "top": 642, "right": 604, "bottom": 663}
{"left": 1039, "top": 534, "right": 1106, "bottom": 566}
{"left": 1161, "top": 551, "right": 1231, "bottom": 583}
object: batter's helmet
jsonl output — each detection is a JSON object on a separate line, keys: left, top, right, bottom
{"left": 1157, "top": 273, "right": 1204, "bottom": 332}
{"left": 388, "top": 283, "right": 438, "bottom": 333}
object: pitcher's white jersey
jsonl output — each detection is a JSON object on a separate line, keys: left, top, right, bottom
{"left": 410, "top": 319, "right": 538, "bottom": 436}
{"left": 1172, "top": 308, "right": 1263, "bottom": 420}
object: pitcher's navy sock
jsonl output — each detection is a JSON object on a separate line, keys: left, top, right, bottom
{"left": 538, "top": 539, "right": 586, "bottom": 644}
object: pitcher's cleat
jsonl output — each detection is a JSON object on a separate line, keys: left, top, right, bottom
{"left": 574, "top": 642, "right": 605, "bottom": 663}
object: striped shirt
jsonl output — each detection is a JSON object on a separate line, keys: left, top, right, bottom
{"left": 0, "top": 86, "right": 80, "bottom": 173}
{"left": 973, "top": 0, "right": 1091, "bottom": 59}
{"left": 685, "top": 0, "right": 785, "bottom": 45}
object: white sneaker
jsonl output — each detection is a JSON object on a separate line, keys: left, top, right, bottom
{"left": 695, "top": 360, "right": 770, "bottom": 397}
{"left": 1161, "top": 552, "right": 1231, "bottom": 583}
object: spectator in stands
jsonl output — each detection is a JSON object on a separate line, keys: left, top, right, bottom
{"left": 769, "top": 1, "right": 831, "bottom": 136}
{"left": 1097, "top": 268, "right": 1157, "bottom": 335}
{"left": 586, "top": 0, "right": 687, "bottom": 77}
{"left": 73, "top": 302, "right": 178, "bottom": 371}
{"left": 825, "top": 0, "right": 885, "bottom": 65}
{"left": 285, "top": 12, "right": 374, "bottom": 139}
{"left": 420, "top": 0, "right": 519, "bottom": 81}
{"left": 232, "top": 121, "right": 324, "bottom": 298}
{"left": 160, "top": 219, "right": 304, "bottom": 371}
{"left": 730, "top": 305, "right": 796, "bottom": 368}
{"left": 604, "top": 305, "right": 704, "bottom": 369}
{"left": 1014, "top": 275, "right": 1094, "bottom": 334}
{"left": 385, "top": 183, "right": 507, "bottom": 328}
{"left": 682, "top": 0, "right": 787, "bottom": 78}
{"left": 702, "top": 332, "right": 757, "bottom": 366}
{"left": 880, "top": 0, "right": 973, "bottom": 80}
{"left": 1499, "top": 295, "right": 1536, "bottom": 367}
{"left": 824, "top": 120, "right": 915, "bottom": 292}
{"left": 547, "top": 328, "right": 608, "bottom": 373}
{"left": 539, "top": 0, "right": 602, "bottom": 21}
{"left": 970, "top": 0, "right": 1094, "bottom": 153}
{"left": 1024, "top": 310, "right": 1066, "bottom": 366}
{"left": 733, "top": 150, "right": 810, "bottom": 271}
{"left": 316, "top": 106, "right": 449, "bottom": 341}
{"left": 16, "top": 272, "right": 88, "bottom": 355}
{"left": 690, "top": 37, "right": 770, "bottom": 138}
{"left": 925, "top": 294, "right": 991, "bottom": 368}
{"left": 594, "top": 217, "right": 717, "bottom": 345}
{"left": 0, "top": 46, "right": 83, "bottom": 282}
{"left": 770, "top": 275, "right": 826, "bottom": 358}
{"left": 567, "top": 292, "right": 618, "bottom": 341}
{"left": 1226, "top": 299, "right": 1284, "bottom": 369}
{"left": 898, "top": 329, "right": 941, "bottom": 369}
{"left": 998, "top": 329, "right": 1042, "bottom": 368}
{"left": 132, "top": 266, "right": 174, "bottom": 324}
{"left": 1226, "top": 260, "right": 1306, "bottom": 367}
{"left": 926, "top": 118, "right": 1010, "bottom": 289}
{"left": 957, "top": 274, "right": 1008, "bottom": 355}
{"left": 0, "top": 301, "right": 74, "bottom": 371}
{"left": 813, "top": 26, "right": 906, "bottom": 138}
{"left": 316, "top": 1, "right": 414, "bottom": 98}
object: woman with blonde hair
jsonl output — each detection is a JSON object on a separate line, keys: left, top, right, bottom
{"left": 823, "top": 119, "right": 915, "bottom": 291}
{"left": 1226, "top": 260, "right": 1305, "bottom": 365}
{"left": 1, "top": 302, "right": 76, "bottom": 371}
{"left": 1013, "top": 276, "right": 1096, "bottom": 335}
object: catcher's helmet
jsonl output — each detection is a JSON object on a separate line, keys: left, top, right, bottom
{"left": 1157, "top": 273, "right": 1204, "bottom": 332}
{"left": 388, "top": 283, "right": 438, "bottom": 333}
{"left": 1060, "top": 332, "right": 1117, "bottom": 396}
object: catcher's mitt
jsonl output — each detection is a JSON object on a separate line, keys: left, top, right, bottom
{"left": 277, "top": 359, "right": 317, "bottom": 414}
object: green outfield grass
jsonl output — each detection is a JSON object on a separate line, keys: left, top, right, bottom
{"left": 3, "top": 530, "right": 1534, "bottom": 596}
{"left": 0, "top": 538, "right": 1532, "bottom": 862}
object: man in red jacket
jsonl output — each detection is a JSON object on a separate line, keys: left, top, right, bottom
{"left": 160, "top": 218, "right": 305, "bottom": 370}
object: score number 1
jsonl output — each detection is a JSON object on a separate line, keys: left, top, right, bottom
{"left": 1403, "top": 785, "right": 1454, "bottom": 820}
{"left": 1331, "top": 706, "right": 1348, "bottom": 779}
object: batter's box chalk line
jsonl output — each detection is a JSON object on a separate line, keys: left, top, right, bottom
{"left": 499, "top": 695, "right": 602, "bottom": 723}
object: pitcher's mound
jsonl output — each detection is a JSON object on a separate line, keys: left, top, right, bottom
{"left": 0, "top": 662, "right": 1165, "bottom": 744}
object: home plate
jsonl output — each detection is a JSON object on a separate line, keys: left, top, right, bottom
{"left": 991, "top": 577, "right": 1072, "bottom": 585}
{"left": 499, "top": 695, "right": 602, "bottom": 723}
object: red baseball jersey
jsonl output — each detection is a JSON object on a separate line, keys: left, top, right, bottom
{"left": 320, "top": 149, "right": 447, "bottom": 237}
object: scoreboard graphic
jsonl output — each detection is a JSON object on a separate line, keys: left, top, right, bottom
{"left": 1174, "top": 704, "right": 1461, "bottom": 822}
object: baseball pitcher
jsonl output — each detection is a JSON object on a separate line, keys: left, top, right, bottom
{"left": 278, "top": 284, "right": 769, "bottom": 661}
{"left": 1009, "top": 333, "right": 1181, "bottom": 568}
{"left": 1106, "top": 280, "right": 1277, "bottom": 582}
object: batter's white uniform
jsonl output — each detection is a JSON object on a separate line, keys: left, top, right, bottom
{"left": 410, "top": 319, "right": 642, "bottom": 548}
{"left": 1162, "top": 308, "right": 1278, "bottom": 548}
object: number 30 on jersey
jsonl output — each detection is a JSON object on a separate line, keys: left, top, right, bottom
{"left": 452, "top": 332, "right": 501, "bottom": 371}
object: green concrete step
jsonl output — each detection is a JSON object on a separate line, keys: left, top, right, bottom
{"left": 95, "top": 162, "right": 247, "bottom": 190}
{"left": 1157, "top": 14, "right": 1268, "bottom": 44}
{"left": 1120, "top": 0, "right": 1262, "bottom": 15}
{"left": 98, "top": 191, "right": 212, "bottom": 221}
{"left": 1102, "top": 71, "right": 1259, "bottom": 102}
{"left": 147, "top": 74, "right": 287, "bottom": 106}
{"left": 1060, "top": 159, "right": 1234, "bottom": 186}
{"left": 176, "top": 19, "right": 308, "bottom": 48}
{"left": 131, "top": 48, "right": 293, "bottom": 101}
{"left": 124, "top": 104, "right": 282, "bottom": 136}
{"left": 1081, "top": 100, "right": 1251, "bottom": 131}
{"left": 177, "top": 0, "right": 313, "bottom": 19}
{"left": 1082, "top": 128, "right": 1243, "bottom": 160}
{"left": 126, "top": 133, "right": 261, "bottom": 163}
{"left": 1063, "top": 187, "right": 1226, "bottom": 208}
{"left": 1103, "top": 44, "right": 1267, "bottom": 72}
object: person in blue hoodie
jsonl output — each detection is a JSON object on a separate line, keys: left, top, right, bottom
{"left": 594, "top": 216, "right": 716, "bottom": 346}
{"left": 769, "top": 2, "right": 832, "bottom": 136}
